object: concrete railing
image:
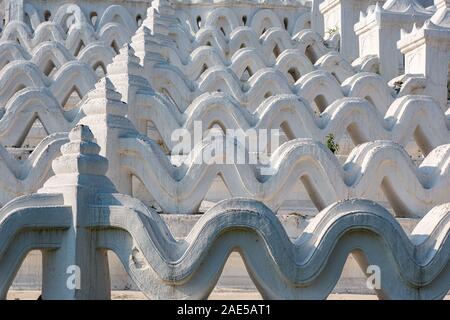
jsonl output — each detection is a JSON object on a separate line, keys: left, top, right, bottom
{"left": 0, "top": 125, "right": 449, "bottom": 300}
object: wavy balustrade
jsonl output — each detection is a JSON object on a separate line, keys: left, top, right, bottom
{"left": 141, "top": 1, "right": 313, "bottom": 62}
{"left": 0, "top": 55, "right": 404, "bottom": 146}
{"left": 0, "top": 2, "right": 333, "bottom": 152}
{"left": 134, "top": 91, "right": 449, "bottom": 156}
{"left": 93, "top": 197, "right": 450, "bottom": 300}
{"left": 0, "top": 0, "right": 442, "bottom": 214}
{"left": 155, "top": 45, "right": 315, "bottom": 82}
{"left": 0, "top": 133, "right": 68, "bottom": 206}
{"left": 103, "top": 44, "right": 450, "bottom": 163}
{"left": 126, "top": 8, "right": 449, "bottom": 158}
{"left": 0, "top": 51, "right": 104, "bottom": 151}
{"left": 0, "top": 3, "right": 144, "bottom": 151}
{"left": 62, "top": 77, "right": 448, "bottom": 217}
{"left": 1, "top": 36, "right": 388, "bottom": 152}
{"left": 149, "top": 64, "right": 396, "bottom": 113}
{"left": 100, "top": 3, "right": 448, "bottom": 204}
{"left": 0, "top": 60, "right": 97, "bottom": 108}
{"left": 0, "top": 88, "right": 82, "bottom": 147}
{"left": 148, "top": 20, "right": 351, "bottom": 82}
{"left": 0, "top": 42, "right": 114, "bottom": 147}
{"left": 154, "top": 27, "right": 328, "bottom": 71}
{"left": 0, "top": 4, "right": 138, "bottom": 54}
{"left": 0, "top": 41, "right": 115, "bottom": 77}
{"left": 118, "top": 132, "right": 450, "bottom": 216}
{"left": 128, "top": 0, "right": 450, "bottom": 128}
{"left": 174, "top": 4, "right": 311, "bottom": 39}
{"left": 142, "top": 29, "right": 344, "bottom": 109}
{"left": 0, "top": 194, "right": 71, "bottom": 299}
{"left": 1, "top": 65, "right": 442, "bottom": 216}
{"left": 133, "top": 2, "right": 393, "bottom": 111}
{"left": 0, "top": 0, "right": 448, "bottom": 300}
{"left": 0, "top": 125, "right": 449, "bottom": 300}
{"left": 0, "top": 74, "right": 449, "bottom": 216}
{"left": 128, "top": 4, "right": 343, "bottom": 111}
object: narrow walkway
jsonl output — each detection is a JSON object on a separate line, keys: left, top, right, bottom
{"left": 9, "top": 290, "right": 450, "bottom": 300}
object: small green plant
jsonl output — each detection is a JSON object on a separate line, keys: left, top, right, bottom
{"left": 326, "top": 26, "right": 339, "bottom": 37}
{"left": 393, "top": 80, "right": 403, "bottom": 94}
{"left": 326, "top": 133, "right": 340, "bottom": 154}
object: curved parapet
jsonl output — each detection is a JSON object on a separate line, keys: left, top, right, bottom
{"left": 292, "top": 12, "right": 312, "bottom": 34}
{"left": 0, "top": 124, "right": 447, "bottom": 300}
{"left": 0, "top": 88, "right": 81, "bottom": 146}
{"left": 90, "top": 197, "right": 450, "bottom": 299}
{"left": 151, "top": 61, "right": 399, "bottom": 113}
{"left": 0, "top": 57, "right": 96, "bottom": 148}
{"left": 1, "top": 4, "right": 138, "bottom": 53}
{"left": 3, "top": 184, "right": 448, "bottom": 299}
{"left": 1, "top": 21, "right": 65, "bottom": 52}
{"left": 0, "top": 133, "right": 69, "bottom": 205}
{"left": 0, "top": 193, "right": 71, "bottom": 298}
{"left": 154, "top": 45, "right": 315, "bottom": 83}
{"left": 0, "top": 3, "right": 139, "bottom": 130}
{"left": 97, "top": 5, "right": 137, "bottom": 35}
{"left": 0, "top": 59, "right": 97, "bottom": 117}
{"left": 135, "top": 92, "right": 450, "bottom": 156}
{"left": 341, "top": 72, "right": 396, "bottom": 114}
{"left": 0, "top": 60, "right": 49, "bottom": 106}
{"left": 315, "top": 52, "right": 355, "bottom": 83}
{"left": 0, "top": 40, "right": 114, "bottom": 82}
{"left": 352, "top": 55, "right": 380, "bottom": 74}
{"left": 0, "top": 42, "right": 30, "bottom": 69}
{"left": 293, "top": 29, "right": 330, "bottom": 62}
{"left": 153, "top": 25, "right": 322, "bottom": 67}
{"left": 174, "top": 5, "right": 310, "bottom": 40}
{"left": 118, "top": 133, "right": 450, "bottom": 216}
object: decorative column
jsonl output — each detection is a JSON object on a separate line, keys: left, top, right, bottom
{"left": 131, "top": 0, "right": 178, "bottom": 72}
{"left": 145, "top": 0, "right": 178, "bottom": 36}
{"left": 355, "top": 0, "right": 431, "bottom": 81}
{"left": 78, "top": 78, "right": 136, "bottom": 195}
{"left": 312, "top": 0, "right": 326, "bottom": 36}
{"left": 320, "top": 0, "right": 384, "bottom": 61}
{"left": 107, "top": 44, "right": 155, "bottom": 133}
{"left": 398, "top": 0, "right": 450, "bottom": 109}
{"left": 4, "top": 0, "right": 24, "bottom": 23}
{"left": 39, "top": 125, "right": 116, "bottom": 300}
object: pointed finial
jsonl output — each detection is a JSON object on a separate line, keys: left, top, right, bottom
{"left": 38, "top": 124, "right": 117, "bottom": 196}
{"left": 430, "top": 0, "right": 450, "bottom": 27}
{"left": 435, "top": 0, "right": 450, "bottom": 10}
{"left": 81, "top": 77, "right": 127, "bottom": 117}
{"left": 114, "top": 43, "right": 141, "bottom": 67}
{"left": 51, "top": 125, "right": 108, "bottom": 177}
{"left": 108, "top": 43, "right": 148, "bottom": 80}
{"left": 152, "top": 0, "right": 176, "bottom": 15}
